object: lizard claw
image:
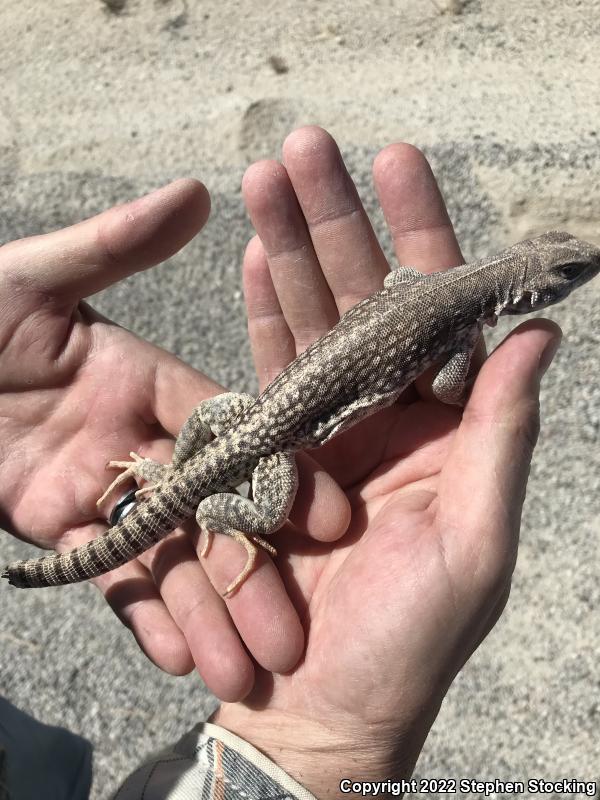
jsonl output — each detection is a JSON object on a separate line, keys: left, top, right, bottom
{"left": 199, "top": 527, "right": 214, "bottom": 559}
{"left": 135, "top": 484, "right": 158, "bottom": 500}
{"left": 221, "top": 531, "right": 278, "bottom": 597}
{"left": 96, "top": 452, "right": 145, "bottom": 508}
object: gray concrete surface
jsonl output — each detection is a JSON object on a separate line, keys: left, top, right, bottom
{"left": 0, "top": 1, "right": 599, "bottom": 797}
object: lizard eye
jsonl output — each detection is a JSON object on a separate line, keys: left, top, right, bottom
{"left": 557, "top": 262, "right": 584, "bottom": 280}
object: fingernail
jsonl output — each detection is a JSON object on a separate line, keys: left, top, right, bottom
{"left": 538, "top": 335, "right": 562, "bottom": 378}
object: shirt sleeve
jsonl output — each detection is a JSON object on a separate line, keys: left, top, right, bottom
{"left": 113, "top": 721, "right": 319, "bottom": 800}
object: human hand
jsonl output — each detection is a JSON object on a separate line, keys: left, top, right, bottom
{"left": 0, "top": 179, "right": 214, "bottom": 674}
{"left": 0, "top": 177, "right": 352, "bottom": 698}
{"left": 211, "top": 127, "right": 561, "bottom": 796}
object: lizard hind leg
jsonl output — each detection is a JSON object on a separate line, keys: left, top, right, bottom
{"left": 96, "top": 393, "right": 257, "bottom": 512}
{"left": 196, "top": 451, "right": 298, "bottom": 596}
{"left": 173, "top": 392, "right": 255, "bottom": 467}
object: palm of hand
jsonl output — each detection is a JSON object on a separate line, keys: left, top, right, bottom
{"left": 0, "top": 307, "right": 159, "bottom": 550}
{"left": 253, "top": 399, "right": 490, "bottom": 723}
{"left": 0, "top": 181, "right": 235, "bottom": 679}
{"left": 218, "top": 341, "right": 545, "bottom": 795}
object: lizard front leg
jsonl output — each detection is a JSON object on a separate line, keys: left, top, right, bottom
{"left": 197, "top": 451, "right": 298, "bottom": 596}
{"left": 97, "top": 392, "right": 256, "bottom": 507}
{"left": 431, "top": 324, "right": 481, "bottom": 406}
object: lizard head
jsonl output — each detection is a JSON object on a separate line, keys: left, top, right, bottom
{"left": 503, "top": 231, "right": 600, "bottom": 313}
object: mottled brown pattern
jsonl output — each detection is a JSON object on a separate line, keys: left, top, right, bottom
{"left": 3, "top": 232, "right": 600, "bottom": 589}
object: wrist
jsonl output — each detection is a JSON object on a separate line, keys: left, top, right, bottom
{"left": 211, "top": 702, "right": 430, "bottom": 799}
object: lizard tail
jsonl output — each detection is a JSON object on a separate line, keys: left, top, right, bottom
{"left": 2, "top": 547, "right": 112, "bottom": 589}
{"left": 2, "top": 489, "right": 192, "bottom": 588}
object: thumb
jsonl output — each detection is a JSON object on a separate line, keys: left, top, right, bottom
{"left": 438, "top": 319, "right": 562, "bottom": 590}
{"left": 1, "top": 178, "right": 210, "bottom": 300}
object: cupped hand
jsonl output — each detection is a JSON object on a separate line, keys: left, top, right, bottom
{"left": 0, "top": 178, "right": 350, "bottom": 699}
{"left": 212, "top": 127, "right": 560, "bottom": 795}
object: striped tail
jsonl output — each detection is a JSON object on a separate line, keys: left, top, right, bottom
{"left": 2, "top": 487, "right": 194, "bottom": 588}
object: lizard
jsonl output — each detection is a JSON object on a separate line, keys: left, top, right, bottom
{"left": 3, "top": 230, "right": 599, "bottom": 595}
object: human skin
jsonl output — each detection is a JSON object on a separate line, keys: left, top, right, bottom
{"left": 0, "top": 127, "right": 559, "bottom": 797}
{"left": 210, "top": 126, "right": 561, "bottom": 797}
{"left": 0, "top": 175, "right": 348, "bottom": 699}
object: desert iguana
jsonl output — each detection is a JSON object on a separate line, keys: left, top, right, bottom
{"left": 3, "top": 231, "right": 599, "bottom": 594}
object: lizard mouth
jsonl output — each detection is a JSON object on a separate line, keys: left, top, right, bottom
{"left": 504, "top": 293, "right": 536, "bottom": 313}
{"left": 505, "top": 289, "right": 556, "bottom": 313}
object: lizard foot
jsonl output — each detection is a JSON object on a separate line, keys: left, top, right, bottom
{"left": 97, "top": 452, "right": 160, "bottom": 508}
{"left": 205, "top": 530, "right": 277, "bottom": 597}
{"left": 199, "top": 527, "right": 214, "bottom": 558}
{"left": 135, "top": 483, "right": 159, "bottom": 500}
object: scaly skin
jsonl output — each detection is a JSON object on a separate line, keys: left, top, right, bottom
{"left": 4, "top": 231, "right": 600, "bottom": 591}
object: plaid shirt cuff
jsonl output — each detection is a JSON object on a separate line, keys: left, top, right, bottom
{"left": 114, "top": 721, "right": 318, "bottom": 800}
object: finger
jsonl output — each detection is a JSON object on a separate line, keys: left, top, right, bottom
{"left": 101, "top": 436, "right": 310, "bottom": 694}
{"left": 194, "top": 456, "right": 349, "bottom": 672}
{"left": 372, "top": 143, "right": 463, "bottom": 273}
{"left": 97, "top": 436, "right": 257, "bottom": 698}
{"left": 282, "top": 126, "right": 390, "bottom": 313}
{"left": 438, "top": 319, "right": 562, "bottom": 598}
{"left": 240, "top": 237, "right": 353, "bottom": 542}
{"left": 242, "top": 160, "right": 340, "bottom": 353}
{"left": 243, "top": 235, "right": 297, "bottom": 389}
{"left": 134, "top": 438, "right": 346, "bottom": 677}
{"left": 97, "top": 564, "right": 195, "bottom": 677}
{"left": 152, "top": 346, "right": 224, "bottom": 438}
{"left": 373, "top": 143, "right": 486, "bottom": 398}
{"left": 143, "top": 529, "right": 256, "bottom": 701}
{"left": 289, "top": 453, "right": 351, "bottom": 542}
{"left": 197, "top": 529, "right": 306, "bottom": 674}
{"left": 59, "top": 522, "right": 195, "bottom": 676}
{"left": 2, "top": 178, "right": 210, "bottom": 300}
